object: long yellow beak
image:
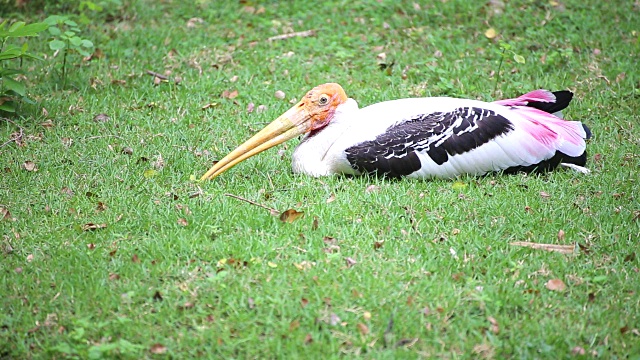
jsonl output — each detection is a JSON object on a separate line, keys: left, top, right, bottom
{"left": 200, "top": 104, "right": 311, "bottom": 180}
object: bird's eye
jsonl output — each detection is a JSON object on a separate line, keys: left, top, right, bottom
{"left": 319, "top": 95, "right": 329, "bottom": 105}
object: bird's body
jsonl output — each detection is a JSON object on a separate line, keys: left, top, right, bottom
{"left": 200, "top": 84, "right": 590, "bottom": 181}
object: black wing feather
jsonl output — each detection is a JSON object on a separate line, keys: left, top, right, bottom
{"left": 345, "top": 107, "right": 514, "bottom": 177}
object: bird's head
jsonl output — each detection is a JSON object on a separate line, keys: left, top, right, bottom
{"left": 200, "top": 83, "right": 348, "bottom": 180}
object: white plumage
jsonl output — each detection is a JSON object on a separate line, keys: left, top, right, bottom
{"left": 201, "top": 83, "right": 590, "bottom": 181}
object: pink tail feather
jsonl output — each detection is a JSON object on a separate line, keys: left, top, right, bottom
{"left": 494, "top": 89, "right": 557, "bottom": 107}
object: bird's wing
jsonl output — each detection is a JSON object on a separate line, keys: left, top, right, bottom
{"left": 344, "top": 103, "right": 587, "bottom": 179}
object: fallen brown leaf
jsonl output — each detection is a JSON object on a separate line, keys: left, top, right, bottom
{"left": 540, "top": 191, "right": 551, "bottom": 198}
{"left": 487, "top": 316, "right": 500, "bottom": 334}
{"left": 1, "top": 206, "right": 10, "bottom": 221}
{"left": 571, "top": 346, "right": 586, "bottom": 355}
{"left": 178, "top": 302, "right": 195, "bottom": 310}
{"left": 545, "top": 279, "right": 566, "bottom": 291}
{"left": 510, "top": 241, "right": 575, "bottom": 254}
{"left": 345, "top": 257, "right": 357, "bottom": 268}
{"left": 84, "top": 48, "right": 104, "bottom": 61}
{"left": 82, "top": 223, "right": 107, "bottom": 231}
{"left": 201, "top": 102, "right": 218, "bottom": 110}
{"left": 109, "top": 273, "right": 120, "bottom": 280}
{"left": 395, "top": 338, "right": 418, "bottom": 347}
{"left": 177, "top": 218, "right": 188, "bottom": 226}
{"left": 40, "top": 119, "right": 54, "bottom": 128}
{"left": 221, "top": 89, "right": 239, "bottom": 99}
{"left": 326, "top": 193, "right": 336, "bottom": 203}
{"left": 279, "top": 209, "right": 304, "bottom": 223}
{"left": 93, "top": 113, "right": 110, "bottom": 122}
{"left": 149, "top": 343, "right": 167, "bottom": 354}
{"left": 624, "top": 252, "right": 636, "bottom": 262}
{"left": 365, "top": 184, "right": 380, "bottom": 193}
{"left": 186, "top": 17, "right": 203, "bottom": 28}
{"left": 329, "top": 313, "right": 341, "bottom": 326}
{"left": 96, "top": 202, "right": 107, "bottom": 212}
{"left": 304, "top": 333, "right": 313, "bottom": 344}
{"left": 289, "top": 319, "right": 300, "bottom": 331}
{"left": 473, "top": 343, "right": 495, "bottom": 359}
{"left": 357, "top": 323, "right": 369, "bottom": 335}
{"left": 23, "top": 161, "right": 37, "bottom": 172}
{"left": 484, "top": 27, "right": 497, "bottom": 39}
{"left": 557, "top": 229, "right": 565, "bottom": 241}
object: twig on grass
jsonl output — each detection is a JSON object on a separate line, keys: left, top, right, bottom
{"left": 0, "top": 118, "right": 24, "bottom": 148}
{"left": 84, "top": 135, "right": 124, "bottom": 140}
{"left": 145, "top": 70, "right": 169, "bottom": 80}
{"left": 224, "top": 193, "right": 280, "bottom": 215}
{"left": 267, "top": 30, "right": 316, "bottom": 42}
{"left": 510, "top": 241, "right": 577, "bottom": 254}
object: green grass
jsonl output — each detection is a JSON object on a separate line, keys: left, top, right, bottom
{"left": 1, "top": 0, "right": 639, "bottom": 358}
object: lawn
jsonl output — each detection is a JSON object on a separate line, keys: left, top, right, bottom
{"left": 1, "top": 0, "right": 639, "bottom": 358}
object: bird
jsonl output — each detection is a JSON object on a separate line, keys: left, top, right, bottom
{"left": 200, "top": 83, "right": 591, "bottom": 181}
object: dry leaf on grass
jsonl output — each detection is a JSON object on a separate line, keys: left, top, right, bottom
{"left": 279, "top": 209, "right": 304, "bottom": 223}
{"left": 546, "top": 279, "right": 566, "bottom": 291}
{"left": 345, "top": 257, "right": 357, "bottom": 268}
{"left": 1, "top": 206, "right": 11, "bottom": 221}
{"left": 149, "top": 343, "right": 167, "bottom": 354}
{"left": 82, "top": 223, "right": 107, "bottom": 231}
{"left": 557, "top": 229, "right": 565, "bottom": 241}
{"left": 510, "top": 241, "right": 575, "bottom": 254}
{"left": 93, "top": 113, "right": 110, "bottom": 122}
{"left": 485, "top": 27, "right": 497, "bottom": 39}
{"left": 221, "top": 89, "right": 238, "bottom": 99}
{"left": 201, "top": 102, "right": 218, "bottom": 110}
{"left": 357, "top": 323, "right": 369, "bottom": 335}
{"left": 365, "top": 185, "right": 379, "bottom": 193}
{"left": 23, "top": 161, "right": 37, "bottom": 172}
{"left": 304, "top": 333, "right": 313, "bottom": 344}
{"left": 300, "top": 298, "right": 309, "bottom": 308}
{"left": 487, "top": 316, "right": 500, "bottom": 334}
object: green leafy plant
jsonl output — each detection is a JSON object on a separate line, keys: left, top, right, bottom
{"left": 494, "top": 41, "right": 526, "bottom": 93}
{"left": 44, "top": 15, "right": 94, "bottom": 85}
{"left": 0, "top": 20, "right": 48, "bottom": 113}
{"left": 78, "top": 0, "right": 124, "bottom": 24}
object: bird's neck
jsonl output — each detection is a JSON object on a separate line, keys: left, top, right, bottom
{"left": 291, "top": 99, "right": 359, "bottom": 177}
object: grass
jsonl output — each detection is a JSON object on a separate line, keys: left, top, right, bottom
{"left": 1, "top": 0, "right": 639, "bottom": 358}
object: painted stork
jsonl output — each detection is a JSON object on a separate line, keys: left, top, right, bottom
{"left": 200, "top": 83, "right": 591, "bottom": 180}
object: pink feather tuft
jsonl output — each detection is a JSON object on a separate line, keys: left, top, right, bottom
{"left": 494, "top": 89, "right": 556, "bottom": 107}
